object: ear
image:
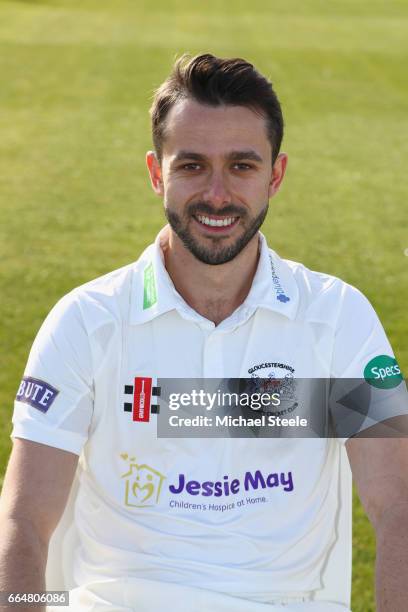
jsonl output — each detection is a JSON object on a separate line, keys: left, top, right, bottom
{"left": 146, "top": 151, "right": 164, "bottom": 196}
{"left": 268, "top": 153, "right": 288, "bottom": 199}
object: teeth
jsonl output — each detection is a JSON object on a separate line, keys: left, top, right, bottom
{"left": 197, "top": 215, "right": 236, "bottom": 227}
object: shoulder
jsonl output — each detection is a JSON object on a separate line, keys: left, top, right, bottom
{"left": 71, "top": 262, "right": 135, "bottom": 318}
{"left": 278, "top": 253, "right": 377, "bottom": 327}
{"left": 45, "top": 246, "right": 153, "bottom": 336}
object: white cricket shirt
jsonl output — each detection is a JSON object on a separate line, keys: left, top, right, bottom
{"left": 12, "top": 227, "right": 405, "bottom": 604}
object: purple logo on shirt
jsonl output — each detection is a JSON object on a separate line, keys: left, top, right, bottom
{"left": 15, "top": 376, "right": 59, "bottom": 413}
{"left": 168, "top": 470, "right": 294, "bottom": 496}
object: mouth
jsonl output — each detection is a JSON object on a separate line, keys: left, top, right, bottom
{"left": 193, "top": 214, "right": 239, "bottom": 233}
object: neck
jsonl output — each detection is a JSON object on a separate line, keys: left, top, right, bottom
{"left": 162, "top": 228, "right": 260, "bottom": 325}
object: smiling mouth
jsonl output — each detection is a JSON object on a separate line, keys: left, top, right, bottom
{"left": 194, "top": 214, "right": 239, "bottom": 229}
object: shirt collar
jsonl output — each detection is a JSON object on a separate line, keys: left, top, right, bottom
{"left": 243, "top": 233, "right": 299, "bottom": 320}
{"left": 130, "top": 227, "right": 299, "bottom": 325}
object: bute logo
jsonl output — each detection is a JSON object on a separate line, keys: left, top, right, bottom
{"left": 16, "top": 376, "right": 59, "bottom": 413}
{"left": 123, "top": 377, "right": 160, "bottom": 422}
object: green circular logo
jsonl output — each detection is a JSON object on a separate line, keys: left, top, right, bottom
{"left": 364, "top": 355, "right": 403, "bottom": 389}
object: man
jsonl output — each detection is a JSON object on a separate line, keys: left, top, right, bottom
{"left": 0, "top": 53, "right": 407, "bottom": 612}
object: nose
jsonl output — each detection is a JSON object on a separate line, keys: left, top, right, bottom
{"left": 201, "top": 170, "right": 232, "bottom": 208}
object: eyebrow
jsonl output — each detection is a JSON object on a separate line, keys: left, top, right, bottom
{"left": 172, "top": 150, "right": 264, "bottom": 163}
{"left": 227, "top": 150, "right": 263, "bottom": 163}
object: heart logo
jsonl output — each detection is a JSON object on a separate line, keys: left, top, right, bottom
{"left": 133, "top": 479, "right": 155, "bottom": 503}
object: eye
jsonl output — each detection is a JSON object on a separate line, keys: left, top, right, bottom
{"left": 181, "top": 163, "right": 201, "bottom": 171}
{"left": 232, "top": 163, "right": 253, "bottom": 171}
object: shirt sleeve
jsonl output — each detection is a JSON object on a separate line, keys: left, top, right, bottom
{"left": 11, "top": 291, "right": 94, "bottom": 455}
{"left": 329, "top": 283, "right": 407, "bottom": 441}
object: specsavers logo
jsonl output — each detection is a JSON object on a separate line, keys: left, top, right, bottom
{"left": 120, "top": 453, "right": 166, "bottom": 507}
{"left": 364, "top": 355, "right": 403, "bottom": 389}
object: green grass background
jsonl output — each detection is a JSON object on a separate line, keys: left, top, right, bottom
{"left": 1, "top": 1, "right": 407, "bottom": 609}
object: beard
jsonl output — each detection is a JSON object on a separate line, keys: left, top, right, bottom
{"left": 165, "top": 200, "right": 269, "bottom": 265}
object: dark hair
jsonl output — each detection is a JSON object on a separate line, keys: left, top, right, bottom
{"left": 150, "top": 53, "right": 284, "bottom": 164}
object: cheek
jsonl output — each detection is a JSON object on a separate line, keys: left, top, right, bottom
{"left": 164, "top": 179, "right": 197, "bottom": 205}
{"left": 234, "top": 179, "right": 270, "bottom": 203}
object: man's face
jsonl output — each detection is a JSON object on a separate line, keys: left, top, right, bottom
{"left": 147, "top": 98, "right": 286, "bottom": 265}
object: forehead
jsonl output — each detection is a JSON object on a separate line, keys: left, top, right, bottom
{"left": 162, "top": 98, "right": 271, "bottom": 159}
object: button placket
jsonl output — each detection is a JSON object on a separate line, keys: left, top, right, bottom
{"left": 202, "top": 332, "right": 224, "bottom": 379}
